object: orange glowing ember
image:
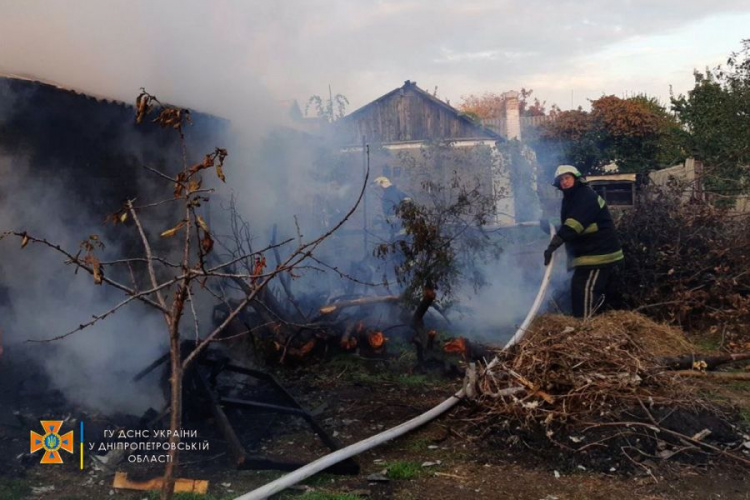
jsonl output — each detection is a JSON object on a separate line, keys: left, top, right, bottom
{"left": 443, "top": 337, "right": 467, "bottom": 355}
{"left": 297, "top": 339, "right": 316, "bottom": 356}
{"left": 367, "top": 331, "right": 386, "bottom": 349}
{"left": 340, "top": 337, "right": 358, "bottom": 350}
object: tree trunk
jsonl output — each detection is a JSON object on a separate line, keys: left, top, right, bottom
{"left": 673, "top": 370, "right": 750, "bottom": 380}
{"left": 659, "top": 352, "right": 750, "bottom": 371}
{"left": 160, "top": 287, "right": 187, "bottom": 500}
{"left": 411, "top": 287, "right": 436, "bottom": 363}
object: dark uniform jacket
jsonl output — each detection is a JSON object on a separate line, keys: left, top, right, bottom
{"left": 381, "top": 185, "right": 410, "bottom": 217}
{"left": 557, "top": 181, "right": 624, "bottom": 268}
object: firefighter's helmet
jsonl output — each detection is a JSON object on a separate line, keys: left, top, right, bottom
{"left": 552, "top": 165, "right": 583, "bottom": 187}
{"left": 373, "top": 176, "right": 392, "bottom": 188}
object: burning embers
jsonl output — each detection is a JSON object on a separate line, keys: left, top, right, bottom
{"left": 267, "top": 318, "right": 391, "bottom": 363}
{"left": 338, "top": 321, "right": 387, "bottom": 354}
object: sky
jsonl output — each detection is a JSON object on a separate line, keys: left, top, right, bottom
{"left": 0, "top": 0, "right": 748, "bottom": 116}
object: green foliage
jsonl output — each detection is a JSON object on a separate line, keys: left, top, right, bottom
{"left": 535, "top": 95, "right": 686, "bottom": 175}
{"left": 374, "top": 141, "right": 502, "bottom": 305}
{"left": 738, "top": 408, "right": 750, "bottom": 425}
{"left": 302, "top": 473, "right": 339, "bottom": 487}
{"left": 691, "top": 334, "right": 723, "bottom": 352}
{"left": 375, "top": 175, "right": 500, "bottom": 305}
{"left": 305, "top": 88, "right": 349, "bottom": 123}
{"left": 671, "top": 39, "right": 750, "bottom": 198}
{"left": 298, "top": 491, "right": 365, "bottom": 500}
{"left": 323, "top": 354, "right": 439, "bottom": 387}
{"left": 148, "top": 492, "right": 234, "bottom": 500}
{"left": 385, "top": 460, "right": 424, "bottom": 480}
{"left": 405, "top": 437, "right": 432, "bottom": 451}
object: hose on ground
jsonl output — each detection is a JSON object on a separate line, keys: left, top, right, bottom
{"left": 234, "top": 225, "right": 557, "bottom": 500}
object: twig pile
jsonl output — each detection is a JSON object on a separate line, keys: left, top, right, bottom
{"left": 462, "top": 312, "right": 750, "bottom": 471}
{"left": 470, "top": 311, "right": 694, "bottom": 427}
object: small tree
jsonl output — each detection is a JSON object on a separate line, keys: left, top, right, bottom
{"left": 375, "top": 143, "right": 502, "bottom": 360}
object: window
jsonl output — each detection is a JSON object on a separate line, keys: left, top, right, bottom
{"left": 590, "top": 182, "right": 635, "bottom": 206}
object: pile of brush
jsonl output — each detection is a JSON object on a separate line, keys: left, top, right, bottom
{"left": 466, "top": 311, "right": 696, "bottom": 427}
{"left": 462, "top": 311, "right": 750, "bottom": 470}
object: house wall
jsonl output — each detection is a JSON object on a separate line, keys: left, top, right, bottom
{"left": 649, "top": 158, "right": 750, "bottom": 213}
{"left": 648, "top": 158, "right": 702, "bottom": 194}
{"left": 337, "top": 83, "right": 496, "bottom": 146}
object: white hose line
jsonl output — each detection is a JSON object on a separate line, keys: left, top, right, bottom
{"left": 234, "top": 226, "right": 557, "bottom": 500}
{"left": 503, "top": 225, "right": 557, "bottom": 349}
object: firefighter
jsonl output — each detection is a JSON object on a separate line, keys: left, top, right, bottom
{"left": 373, "top": 176, "right": 410, "bottom": 217}
{"left": 373, "top": 176, "right": 411, "bottom": 238}
{"left": 543, "top": 165, "right": 624, "bottom": 318}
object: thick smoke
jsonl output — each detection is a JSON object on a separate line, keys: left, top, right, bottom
{"left": 0, "top": 1, "right": 583, "bottom": 416}
{"left": 0, "top": 155, "right": 165, "bottom": 413}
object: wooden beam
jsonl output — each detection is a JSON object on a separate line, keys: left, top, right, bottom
{"left": 113, "top": 471, "right": 208, "bottom": 494}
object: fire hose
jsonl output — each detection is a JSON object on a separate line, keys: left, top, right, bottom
{"left": 234, "top": 225, "right": 557, "bottom": 500}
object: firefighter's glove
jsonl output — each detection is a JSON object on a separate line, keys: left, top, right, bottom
{"left": 543, "top": 235, "right": 564, "bottom": 266}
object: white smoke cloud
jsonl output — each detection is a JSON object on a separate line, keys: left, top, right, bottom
{"left": 0, "top": 155, "right": 166, "bottom": 414}
{"left": 2, "top": 0, "right": 750, "bottom": 113}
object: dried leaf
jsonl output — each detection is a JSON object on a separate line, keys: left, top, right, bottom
{"left": 119, "top": 211, "right": 128, "bottom": 223}
{"left": 174, "top": 172, "right": 187, "bottom": 198}
{"left": 216, "top": 164, "right": 226, "bottom": 183}
{"left": 188, "top": 178, "right": 202, "bottom": 194}
{"left": 91, "top": 260, "right": 103, "bottom": 285}
{"left": 83, "top": 254, "right": 103, "bottom": 285}
{"left": 135, "top": 93, "right": 148, "bottom": 124}
{"left": 21, "top": 233, "right": 29, "bottom": 249}
{"left": 201, "top": 232, "right": 213, "bottom": 255}
{"left": 160, "top": 220, "right": 186, "bottom": 238}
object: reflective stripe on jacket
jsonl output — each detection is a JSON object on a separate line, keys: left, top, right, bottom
{"left": 558, "top": 181, "right": 624, "bottom": 268}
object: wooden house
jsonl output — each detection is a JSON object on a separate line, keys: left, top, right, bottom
{"left": 333, "top": 81, "right": 532, "bottom": 226}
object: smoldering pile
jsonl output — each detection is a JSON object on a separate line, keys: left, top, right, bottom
{"left": 459, "top": 311, "right": 750, "bottom": 470}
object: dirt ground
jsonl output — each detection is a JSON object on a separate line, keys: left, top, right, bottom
{"left": 2, "top": 338, "right": 750, "bottom": 500}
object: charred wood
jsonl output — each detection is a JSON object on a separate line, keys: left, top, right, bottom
{"left": 672, "top": 370, "right": 750, "bottom": 380}
{"left": 193, "top": 369, "right": 247, "bottom": 467}
{"left": 411, "top": 287, "right": 436, "bottom": 363}
{"left": 659, "top": 352, "right": 750, "bottom": 371}
{"left": 319, "top": 295, "right": 401, "bottom": 315}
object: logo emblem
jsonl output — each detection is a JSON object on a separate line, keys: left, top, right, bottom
{"left": 30, "top": 420, "right": 74, "bottom": 464}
